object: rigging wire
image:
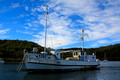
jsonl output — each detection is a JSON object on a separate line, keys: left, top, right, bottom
{"left": 47, "top": 14, "right": 62, "bottom": 48}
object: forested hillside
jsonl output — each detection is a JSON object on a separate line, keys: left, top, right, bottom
{"left": 0, "top": 40, "right": 44, "bottom": 62}
{"left": 59, "top": 44, "right": 120, "bottom": 61}
{"left": 0, "top": 40, "right": 120, "bottom": 61}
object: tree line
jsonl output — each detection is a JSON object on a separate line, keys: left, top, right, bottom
{"left": 0, "top": 40, "right": 44, "bottom": 62}
{"left": 59, "top": 44, "right": 120, "bottom": 61}
{"left": 0, "top": 40, "right": 120, "bottom": 61}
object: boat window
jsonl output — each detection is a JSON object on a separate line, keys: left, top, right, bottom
{"left": 36, "top": 56, "right": 38, "bottom": 58}
{"left": 76, "top": 52, "right": 78, "bottom": 55}
{"left": 74, "top": 53, "right": 75, "bottom": 55}
{"left": 92, "top": 57, "right": 94, "bottom": 59}
{"left": 39, "top": 55, "right": 40, "bottom": 57}
{"left": 48, "top": 57, "right": 50, "bottom": 59}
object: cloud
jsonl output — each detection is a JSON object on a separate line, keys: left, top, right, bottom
{"left": 11, "top": 3, "right": 20, "bottom": 8}
{"left": 28, "top": 0, "right": 120, "bottom": 48}
{"left": 25, "top": 6, "right": 28, "bottom": 11}
{"left": 0, "top": 29, "right": 10, "bottom": 39}
{"left": 91, "top": 43, "right": 98, "bottom": 47}
{"left": 55, "top": 0, "right": 120, "bottom": 46}
{"left": 16, "top": 30, "right": 33, "bottom": 35}
{"left": 31, "top": 5, "right": 45, "bottom": 13}
{"left": 98, "top": 40, "right": 109, "bottom": 44}
{"left": 31, "top": 12, "right": 79, "bottom": 48}
{"left": 0, "top": 29, "right": 10, "bottom": 34}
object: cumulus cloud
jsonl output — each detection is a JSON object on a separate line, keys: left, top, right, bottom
{"left": 32, "top": 12, "right": 78, "bottom": 48}
{"left": 25, "top": 6, "right": 28, "bottom": 11}
{"left": 28, "top": 0, "right": 120, "bottom": 48}
{"left": 0, "top": 29, "right": 10, "bottom": 34}
{"left": 98, "top": 40, "right": 109, "bottom": 44}
{"left": 16, "top": 30, "right": 33, "bottom": 35}
{"left": 11, "top": 3, "right": 20, "bottom": 8}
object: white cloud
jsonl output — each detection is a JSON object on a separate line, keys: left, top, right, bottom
{"left": 25, "top": 6, "right": 28, "bottom": 11}
{"left": 33, "top": 34, "right": 77, "bottom": 48}
{"left": 31, "top": 5, "right": 45, "bottom": 13}
{"left": 98, "top": 40, "right": 109, "bottom": 44}
{"left": 0, "top": 35, "right": 9, "bottom": 39}
{"left": 11, "top": 3, "right": 20, "bottom": 8}
{"left": 29, "top": 0, "right": 120, "bottom": 48}
{"left": 24, "top": 27, "right": 29, "bottom": 29}
{"left": 91, "top": 43, "right": 98, "bottom": 47}
{"left": 16, "top": 30, "right": 33, "bottom": 35}
{"left": 27, "top": 23, "right": 32, "bottom": 27}
{"left": 0, "top": 29, "right": 10, "bottom": 34}
{"left": 32, "top": 12, "right": 79, "bottom": 48}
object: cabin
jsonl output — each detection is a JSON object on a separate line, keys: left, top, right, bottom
{"left": 60, "top": 50, "right": 97, "bottom": 61}
{"left": 26, "top": 48, "right": 96, "bottom": 62}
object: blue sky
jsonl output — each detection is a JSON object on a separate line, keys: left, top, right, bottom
{"left": 0, "top": 0, "right": 120, "bottom": 49}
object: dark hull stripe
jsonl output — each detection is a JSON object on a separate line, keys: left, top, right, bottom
{"left": 27, "top": 62, "right": 100, "bottom": 66}
{"left": 27, "top": 68, "right": 99, "bottom": 73}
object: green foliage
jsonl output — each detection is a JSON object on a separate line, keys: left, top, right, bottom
{"left": 95, "top": 44, "right": 120, "bottom": 60}
{"left": 0, "top": 40, "right": 44, "bottom": 62}
{"left": 0, "top": 40, "right": 120, "bottom": 61}
{"left": 59, "top": 44, "right": 120, "bottom": 61}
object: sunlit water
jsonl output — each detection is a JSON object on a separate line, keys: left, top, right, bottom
{"left": 0, "top": 61, "right": 120, "bottom": 80}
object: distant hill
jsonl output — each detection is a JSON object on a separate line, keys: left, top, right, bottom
{"left": 0, "top": 40, "right": 120, "bottom": 61}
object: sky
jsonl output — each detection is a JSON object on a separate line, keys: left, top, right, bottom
{"left": 0, "top": 0, "right": 120, "bottom": 49}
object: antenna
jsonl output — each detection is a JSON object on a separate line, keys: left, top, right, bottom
{"left": 80, "top": 29, "right": 88, "bottom": 51}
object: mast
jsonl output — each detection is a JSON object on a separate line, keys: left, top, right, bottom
{"left": 81, "top": 29, "right": 84, "bottom": 51}
{"left": 44, "top": 5, "right": 48, "bottom": 53}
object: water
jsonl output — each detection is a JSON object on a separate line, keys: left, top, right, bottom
{"left": 0, "top": 61, "right": 120, "bottom": 80}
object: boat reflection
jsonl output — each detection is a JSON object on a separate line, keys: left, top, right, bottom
{"left": 24, "top": 70, "right": 98, "bottom": 80}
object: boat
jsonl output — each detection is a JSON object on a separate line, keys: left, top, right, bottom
{"left": 24, "top": 5, "right": 100, "bottom": 72}
{"left": 0, "top": 60, "right": 5, "bottom": 64}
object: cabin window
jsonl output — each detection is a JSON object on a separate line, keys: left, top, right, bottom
{"left": 92, "top": 57, "right": 94, "bottom": 59}
{"left": 74, "top": 53, "right": 75, "bottom": 55}
{"left": 48, "top": 57, "right": 50, "bottom": 59}
{"left": 36, "top": 56, "right": 38, "bottom": 58}
{"left": 76, "top": 52, "right": 78, "bottom": 55}
{"left": 39, "top": 55, "right": 40, "bottom": 57}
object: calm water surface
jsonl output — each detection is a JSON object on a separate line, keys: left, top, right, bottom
{"left": 0, "top": 61, "right": 120, "bottom": 80}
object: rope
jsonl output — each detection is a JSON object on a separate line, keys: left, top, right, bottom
{"left": 16, "top": 51, "right": 26, "bottom": 72}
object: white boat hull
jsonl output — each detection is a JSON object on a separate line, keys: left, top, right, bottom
{"left": 25, "top": 61, "right": 99, "bottom": 72}
{"left": 24, "top": 52, "right": 100, "bottom": 72}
